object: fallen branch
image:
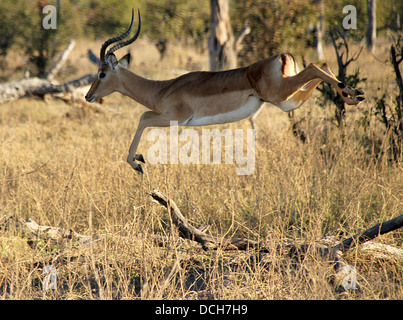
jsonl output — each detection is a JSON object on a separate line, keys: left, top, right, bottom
{"left": 0, "top": 74, "right": 96, "bottom": 104}
{"left": 150, "top": 189, "right": 263, "bottom": 251}
{"left": 0, "top": 40, "right": 97, "bottom": 104}
{"left": 4, "top": 215, "right": 94, "bottom": 247}
{"left": 149, "top": 189, "right": 403, "bottom": 278}
{"left": 334, "top": 214, "right": 403, "bottom": 253}
{"left": 88, "top": 49, "right": 101, "bottom": 66}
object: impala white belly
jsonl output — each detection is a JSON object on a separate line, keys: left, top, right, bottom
{"left": 184, "top": 95, "right": 263, "bottom": 126}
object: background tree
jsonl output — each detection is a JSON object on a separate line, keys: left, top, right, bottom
{"left": 208, "top": 0, "right": 250, "bottom": 71}
{"left": 0, "top": 0, "right": 402, "bottom": 79}
{"left": 366, "top": 0, "right": 376, "bottom": 54}
{"left": 0, "top": 0, "right": 82, "bottom": 78}
{"left": 208, "top": 0, "right": 236, "bottom": 71}
{"left": 0, "top": 0, "right": 26, "bottom": 58}
{"left": 315, "top": 0, "right": 326, "bottom": 61}
{"left": 317, "top": 27, "right": 365, "bottom": 127}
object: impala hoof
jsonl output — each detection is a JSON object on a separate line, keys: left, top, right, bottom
{"left": 134, "top": 164, "right": 144, "bottom": 174}
{"left": 355, "top": 89, "right": 364, "bottom": 96}
{"left": 135, "top": 154, "right": 145, "bottom": 163}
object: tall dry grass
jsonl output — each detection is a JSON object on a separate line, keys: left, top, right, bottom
{"left": 0, "top": 39, "right": 402, "bottom": 300}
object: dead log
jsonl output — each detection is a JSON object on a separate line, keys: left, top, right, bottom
{"left": 2, "top": 213, "right": 185, "bottom": 253}
{"left": 0, "top": 74, "right": 97, "bottom": 104}
{"left": 334, "top": 213, "right": 403, "bottom": 253}
{"left": 7, "top": 215, "right": 94, "bottom": 247}
{"left": 9, "top": 189, "right": 400, "bottom": 268}
{"left": 0, "top": 39, "right": 97, "bottom": 104}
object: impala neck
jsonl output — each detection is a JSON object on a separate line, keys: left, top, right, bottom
{"left": 117, "top": 68, "right": 163, "bottom": 111}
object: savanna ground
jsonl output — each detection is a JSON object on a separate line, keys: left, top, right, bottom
{"left": 0, "top": 37, "right": 402, "bottom": 300}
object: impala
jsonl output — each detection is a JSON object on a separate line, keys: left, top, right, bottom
{"left": 85, "top": 9, "right": 365, "bottom": 174}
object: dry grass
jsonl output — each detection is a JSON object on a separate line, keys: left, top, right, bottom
{"left": 0, "top": 38, "right": 402, "bottom": 300}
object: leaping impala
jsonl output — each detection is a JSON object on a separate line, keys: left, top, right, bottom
{"left": 85, "top": 9, "right": 365, "bottom": 174}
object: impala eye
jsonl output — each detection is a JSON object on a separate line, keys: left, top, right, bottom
{"left": 99, "top": 72, "right": 106, "bottom": 79}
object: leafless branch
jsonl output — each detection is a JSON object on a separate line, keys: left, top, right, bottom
{"left": 45, "top": 40, "right": 76, "bottom": 82}
{"left": 150, "top": 189, "right": 263, "bottom": 251}
{"left": 88, "top": 49, "right": 102, "bottom": 66}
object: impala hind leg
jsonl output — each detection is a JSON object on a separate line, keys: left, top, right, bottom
{"left": 320, "top": 63, "right": 365, "bottom": 103}
{"left": 277, "top": 77, "right": 322, "bottom": 111}
{"left": 276, "top": 63, "right": 338, "bottom": 111}
{"left": 312, "top": 63, "right": 365, "bottom": 104}
{"left": 281, "top": 63, "right": 365, "bottom": 106}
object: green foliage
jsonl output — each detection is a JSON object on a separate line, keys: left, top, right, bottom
{"left": 324, "top": 0, "right": 367, "bottom": 38}
{"left": 84, "top": 0, "right": 140, "bottom": 38}
{"left": 0, "top": 0, "right": 402, "bottom": 77}
{"left": 22, "top": 1, "right": 81, "bottom": 76}
{"left": 324, "top": 0, "right": 403, "bottom": 38}
{"left": 0, "top": 0, "right": 83, "bottom": 76}
{"left": 142, "top": 0, "right": 209, "bottom": 43}
{"left": 0, "top": 0, "right": 28, "bottom": 57}
{"left": 231, "top": 0, "right": 318, "bottom": 64}
{"left": 377, "top": 0, "right": 403, "bottom": 32}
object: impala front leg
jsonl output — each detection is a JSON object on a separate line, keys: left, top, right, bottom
{"left": 127, "top": 111, "right": 176, "bottom": 174}
{"left": 127, "top": 133, "right": 145, "bottom": 174}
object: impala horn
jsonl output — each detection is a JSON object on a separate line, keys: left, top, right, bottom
{"left": 99, "top": 9, "right": 141, "bottom": 64}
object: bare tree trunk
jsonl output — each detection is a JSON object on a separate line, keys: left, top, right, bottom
{"left": 316, "top": 0, "right": 325, "bottom": 61}
{"left": 208, "top": 0, "right": 237, "bottom": 71}
{"left": 366, "top": 0, "right": 376, "bottom": 54}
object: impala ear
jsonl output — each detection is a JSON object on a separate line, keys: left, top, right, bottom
{"left": 118, "top": 53, "right": 131, "bottom": 68}
{"left": 106, "top": 53, "right": 118, "bottom": 68}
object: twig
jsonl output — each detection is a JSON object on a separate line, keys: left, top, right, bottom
{"left": 2, "top": 160, "right": 50, "bottom": 182}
